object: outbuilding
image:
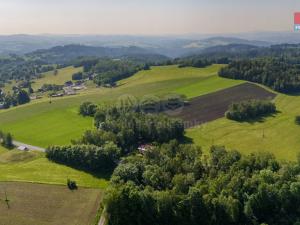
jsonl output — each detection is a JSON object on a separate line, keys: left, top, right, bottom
{"left": 17, "top": 146, "right": 29, "bottom": 151}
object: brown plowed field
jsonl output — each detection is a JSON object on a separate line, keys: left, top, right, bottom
{"left": 174, "top": 83, "right": 277, "bottom": 128}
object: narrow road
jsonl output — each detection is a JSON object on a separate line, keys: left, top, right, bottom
{"left": 98, "top": 215, "right": 106, "bottom": 225}
{"left": 13, "top": 141, "right": 46, "bottom": 152}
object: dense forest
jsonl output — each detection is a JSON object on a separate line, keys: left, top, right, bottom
{"left": 219, "top": 58, "right": 300, "bottom": 93}
{"left": 187, "top": 43, "right": 300, "bottom": 63}
{"left": 105, "top": 141, "right": 300, "bottom": 225}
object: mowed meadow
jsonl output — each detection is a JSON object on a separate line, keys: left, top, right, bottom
{"left": 31, "top": 66, "right": 83, "bottom": 91}
{"left": 0, "top": 145, "right": 109, "bottom": 188}
{"left": 0, "top": 64, "right": 237, "bottom": 147}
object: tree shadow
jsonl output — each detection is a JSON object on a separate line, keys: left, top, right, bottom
{"left": 231, "top": 110, "right": 281, "bottom": 125}
{"left": 180, "top": 136, "right": 194, "bottom": 144}
{"left": 48, "top": 159, "right": 113, "bottom": 181}
{"left": 295, "top": 116, "right": 300, "bottom": 125}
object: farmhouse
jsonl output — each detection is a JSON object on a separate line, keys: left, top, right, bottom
{"left": 63, "top": 87, "right": 76, "bottom": 95}
{"left": 64, "top": 81, "right": 73, "bottom": 87}
{"left": 51, "top": 93, "right": 64, "bottom": 98}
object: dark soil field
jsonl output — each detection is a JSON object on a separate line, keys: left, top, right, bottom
{"left": 175, "top": 83, "right": 277, "bottom": 128}
{"left": 0, "top": 182, "right": 103, "bottom": 225}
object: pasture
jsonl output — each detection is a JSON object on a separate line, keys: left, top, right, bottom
{"left": 0, "top": 65, "right": 240, "bottom": 147}
{"left": 0, "top": 182, "right": 102, "bottom": 225}
{"left": 31, "top": 66, "right": 83, "bottom": 91}
{"left": 0, "top": 146, "right": 109, "bottom": 188}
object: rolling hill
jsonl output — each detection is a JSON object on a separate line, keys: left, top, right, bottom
{"left": 0, "top": 64, "right": 237, "bottom": 147}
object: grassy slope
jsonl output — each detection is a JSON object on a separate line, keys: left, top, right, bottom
{"left": 0, "top": 146, "right": 109, "bottom": 188}
{"left": 186, "top": 92, "right": 300, "bottom": 161}
{"left": 31, "top": 66, "right": 83, "bottom": 91}
{"left": 0, "top": 182, "right": 102, "bottom": 225}
{"left": 0, "top": 64, "right": 236, "bottom": 147}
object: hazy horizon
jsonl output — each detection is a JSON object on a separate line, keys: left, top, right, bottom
{"left": 0, "top": 0, "right": 299, "bottom": 35}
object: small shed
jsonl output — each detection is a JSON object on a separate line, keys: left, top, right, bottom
{"left": 18, "top": 146, "right": 29, "bottom": 151}
{"left": 138, "top": 144, "right": 153, "bottom": 154}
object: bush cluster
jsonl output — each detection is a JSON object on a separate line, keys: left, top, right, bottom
{"left": 226, "top": 99, "right": 276, "bottom": 121}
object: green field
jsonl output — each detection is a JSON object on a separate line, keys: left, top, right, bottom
{"left": 0, "top": 146, "right": 109, "bottom": 188}
{"left": 31, "top": 66, "right": 83, "bottom": 91}
{"left": 0, "top": 182, "right": 102, "bottom": 225}
{"left": 0, "top": 64, "right": 237, "bottom": 147}
{"left": 186, "top": 92, "right": 300, "bottom": 161}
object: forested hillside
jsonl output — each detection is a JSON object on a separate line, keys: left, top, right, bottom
{"left": 28, "top": 44, "right": 169, "bottom": 64}
{"left": 0, "top": 45, "right": 169, "bottom": 87}
{"left": 219, "top": 58, "right": 300, "bottom": 93}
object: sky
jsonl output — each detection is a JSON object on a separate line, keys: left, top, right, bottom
{"left": 0, "top": 0, "right": 299, "bottom": 35}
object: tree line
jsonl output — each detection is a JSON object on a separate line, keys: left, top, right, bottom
{"left": 219, "top": 58, "right": 300, "bottom": 93}
{"left": 105, "top": 141, "right": 300, "bottom": 225}
{"left": 226, "top": 99, "right": 276, "bottom": 121}
{"left": 46, "top": 143, "right": 121, "bottom": 172}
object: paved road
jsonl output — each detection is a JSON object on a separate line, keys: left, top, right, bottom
{"left": 13, "top": 141, "right": 46, "bottom": 152}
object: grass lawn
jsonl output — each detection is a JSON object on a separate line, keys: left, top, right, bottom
{"left": 0, "top": 146, "right": 109, "bottom": 188}
{"left": 175, "top": 75, "right": 244, "bottom": 99}
{"left": 0, "top": 64, "right": 238, "bottom": 147}
{"left": 31, "top": 66, "right": 83, "bottom": 91}
{"left": 186, "top": 93, "right": 300, "bottom": 161}
{"left": 0, "top": 182, "right": 103, "bottom": 225}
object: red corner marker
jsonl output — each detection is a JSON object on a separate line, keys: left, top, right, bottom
{"left": 295, "top": 13, "right": 300, "bottom": 24}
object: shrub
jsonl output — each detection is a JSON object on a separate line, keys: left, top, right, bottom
{"left": 72, "top": 72, "right": 83, "bottom": 80}
{"left": 0, "top": 131, "right": 14, "bottom": 149}
{"left": 67, "top": 179, "right": 78, "bottom": 190}
{"left": 79, "top": 102, "right": 98, "bottom": 117}
{"left": 295, "top": 116, "right": 300, "bottom": 125}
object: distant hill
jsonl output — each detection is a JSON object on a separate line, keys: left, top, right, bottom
{"left": 27, "top": 45, "right": 170, "bottom": 64}
{"left": 0, "top": 34, "right": 272, "bottom": 58}
{"left": 200, "top": 44, "right": 260, "bottom": 54}
{"left": 1, "top": 32, "right": 299, "bottom": 58}
{"left": 183, "top": 37, "right": 269, "bottom": 49}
